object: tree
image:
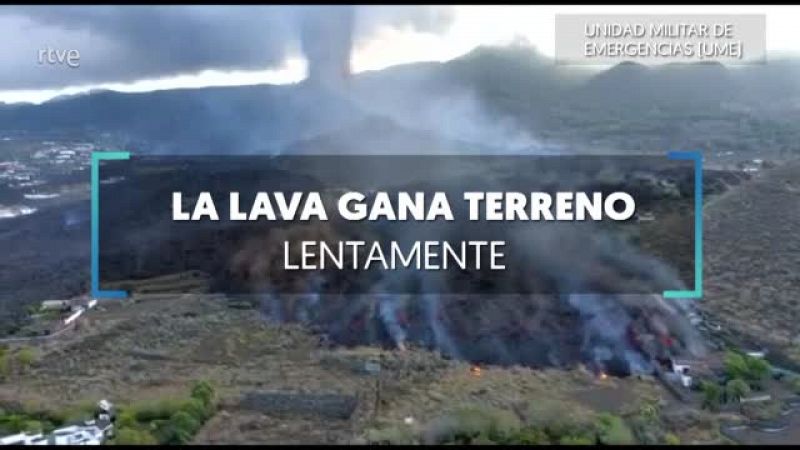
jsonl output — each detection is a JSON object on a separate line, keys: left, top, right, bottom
{"left": 724, "top": 352, "right": 748, "bottom": 379}
{"left": 180, "top": 398, "right": 209, "bottom": 423}
{"left": 744, "top": 357, "right": 771, "bottom": 388}
{"left": 162, "top": 411, "right": 200, "bottom": 444}
{"left": 724, "top": 351, "right": 770, "bottom": 387}
{"left": 701, "top": 381, "right": 723, "bottom": 411}
{"left": 190, "top": 380, "right": 216, "bottom": 409}
{"left": 726, "top": 379, "right": 751, "bottom": 402}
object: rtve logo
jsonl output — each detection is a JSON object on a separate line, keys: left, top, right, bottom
{"left": 38, "top": 47, "right": 80, "bottom": 68}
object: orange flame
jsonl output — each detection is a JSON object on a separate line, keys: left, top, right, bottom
{"left": 470, "top": 365, "right": 482, "bottom": 377}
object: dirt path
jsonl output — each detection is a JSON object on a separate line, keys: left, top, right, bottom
{"left": 721, "top": 397, "right": 800, "bottom": 445}
{"left": 0, "top": 321, "right": 75, "bottom": 344}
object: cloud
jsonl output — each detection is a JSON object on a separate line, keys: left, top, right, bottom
{"left": 0, "top": 5, "right": 454, "bottom": 90}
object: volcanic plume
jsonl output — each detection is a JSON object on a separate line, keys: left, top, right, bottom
{"left": 300, "top": 6, "right": 355, "bottom": 89}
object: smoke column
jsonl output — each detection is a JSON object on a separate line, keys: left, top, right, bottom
{"left": 300, "top": 6, "right": 355, "bottom": 88}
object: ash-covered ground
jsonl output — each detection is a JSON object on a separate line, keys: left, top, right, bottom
{"left": 250, "top": 291, "right": 706, "bottom": 377}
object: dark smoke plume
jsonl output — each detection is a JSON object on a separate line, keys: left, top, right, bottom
{"left": 301, "top": 6, "right": 355, "bottom": 88}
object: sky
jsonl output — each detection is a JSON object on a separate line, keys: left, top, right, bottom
{"left": 1, "top": 5, "right": 799, "bottom": 105}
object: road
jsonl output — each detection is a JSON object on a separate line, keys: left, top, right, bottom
{"left": 0, "top": 320, "right": 76, "bottom": 344}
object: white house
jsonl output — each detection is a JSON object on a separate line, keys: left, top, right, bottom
{"left": 669, "top": 359, "right": 695, "bottom": 388}
{"left": 0, "top": 432, "right": 44, "bottom": 445}
{"left": 0, "top": 400, "right": 114, "bottom": 446}
{"left": 40, "top": 300, "right": 70, "bottom": 311}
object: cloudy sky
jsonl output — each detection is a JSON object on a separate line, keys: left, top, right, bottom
{"left": 1, "top": 5, "right": 799, "bottom": 104}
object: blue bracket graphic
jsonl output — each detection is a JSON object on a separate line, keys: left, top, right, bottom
{"left": 91, "top": 151, "right": 130, "bottom": 299}
{"left": 663, "top": 151, "right": 703, "bottom": 300}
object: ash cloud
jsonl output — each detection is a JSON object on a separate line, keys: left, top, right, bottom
{"left": 0, "top": 5, "right": 454, "bottom": 90}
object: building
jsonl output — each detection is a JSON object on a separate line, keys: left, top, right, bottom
{"left": 0, "top": 424, "right": 105, "bottom": 446}
{"left": 44, "top": 425, "right": 105, "bottom": 445}
{"left": 0, "top": 433, "right": 45, "bottom": 445}
{"left": 663, "top": 358, "right": 715, "bottom": 389}
{"left": 0, "top": 400, "right": 115, "bottom": 446}
{"left": 40, "top": 297, "right": 98, "bottom": 316}
{"left": 670, "top": 360, "right": 693, "bottom": 388}
{"left": 39, "top": 300, "right": 71, "bottom": 311}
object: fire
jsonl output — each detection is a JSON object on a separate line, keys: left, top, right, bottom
{"left": 470, "top": 365, "right": 482, "bottom": 377}
{"left": 599, "top": 372, "right": 608, "bottom": 380}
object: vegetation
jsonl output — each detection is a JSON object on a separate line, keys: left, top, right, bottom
{"left": 111, "top": 380, "right": 218, "bottom": 445}
{"left": 0, "top": 346, "right": 39, "bottom": 381}
{"left": 0, "top": 356, "right": 218, "bottom": 444}
{"left": 421, "top": 406, "right": 523, "bottom": 444}
{"left": 15, "top": 347, "right": 37, "bottom": 371}
{"left": 0, "top": 407, "right": 68, "bottom": 435}
{"left": 664, "top": 432, "right": 681, "bottom": 445}
{"left": 627, "top": 400, "right": 671, "bottom": 445}
{"left": 700, "top": 381, "right": 723, "bottom": 411}
{"left": 595, "top": 413, "right": 635, "bottom": 445}
{"left": 695, "top": 350, "right": 776, "bottom": 413}
{"left": 367, "top": 401, "right": 660, "bottom": 445}
{"left": 725, "top": 378, "right": 751, "bottom": 402}
{"left": 190, "top": 380, "right": 216, "bottom": 409}
{"left": 723, "top": 351, "right": 770, "bottom": 389}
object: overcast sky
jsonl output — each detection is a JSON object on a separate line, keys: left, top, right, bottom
{"left": 1, "top": 5, "right": 799, "bottom": 104}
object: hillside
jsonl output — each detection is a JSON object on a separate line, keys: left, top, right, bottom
{"left": 1, "top": 46, "right": 798, "bottom": 155}
{"left": 0, "top": 292, "right": 722, "bottom": 445}
{"left": 702, "top": 161, "right": 800, "bottom": 363}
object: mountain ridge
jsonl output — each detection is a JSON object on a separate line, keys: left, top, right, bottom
{"left": 1, "top": 45, "right": 798, "bottom": 153}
